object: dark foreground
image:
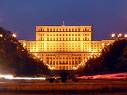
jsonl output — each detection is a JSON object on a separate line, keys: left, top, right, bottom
{"left": 0, "top": 79, "right": 127, "bottom": 95}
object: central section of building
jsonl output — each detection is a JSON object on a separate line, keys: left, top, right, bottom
{"left": 20, "top": 25, "right": 114, "bottom": 70}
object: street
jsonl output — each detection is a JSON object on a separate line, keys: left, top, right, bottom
{"left": 0, "top": 79, "right": 127, "bottom": 94}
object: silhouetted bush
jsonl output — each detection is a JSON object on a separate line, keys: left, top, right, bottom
{"left": 77, "top": 39, "right": 127, "bottom": 75}
{"left": 0, "top": 27, "right": 50, "bottom": 76}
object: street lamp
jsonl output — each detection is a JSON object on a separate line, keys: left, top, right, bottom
{"left": 0, "top": 34, "right": 2, "bottom": 37}
{"left": 124, "top": 34, "right": 127, "bottom": 38}
{"left": 111, "top": 33, "right": 127, "bottom": 40}
{"left": 72, "top": 67, "right": 77, "bottom": 70}
{"left": 12, "top": 33, "right": 16, "bottom": 38}
{"left": 118, "top": 33, "right": 122, "bottom": 38}
{"left": 101, "top": 43, "right": 105, "bottom": 46}
{"left": 23, "top": 43, "right": 26, "bottom": 47}
{"left": 111, "top": 33, "right": 115, "bottom": 38}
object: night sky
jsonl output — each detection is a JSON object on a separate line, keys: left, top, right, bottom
{"left": 0, "top": 0, "right": 127, "bottom": 40}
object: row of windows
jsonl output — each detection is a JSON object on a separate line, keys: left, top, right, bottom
{"left": 27, "top": 44, "right": 84, "bottom": 47}
{"left": 46, "top": 57, "right": 81, "bottom": 60}
{"left": 27, "top": 46, "right": 93, "bottom": 48}
{"left": 91, "top": 45, "right": 101, "bottom": 47}
{"left": 46, "top": 45, "right": 81, "bottom": 47}
{"left": 27, "top": 47, "right": 100, "bottom": 50}
{"left": 26, "top": 43, "right": 102, "bottom": 47}
{"left": 47, "top": 61, "right": 81, "bottom": 65}
{"left": 38, "top": 33, "right": 90, "bottom": 36}
{"left": 37, "top": 28, "right": 91, "bottom": 32}
{"left": 57, "top": 66, "right": 72, "bottom": 70}
{"left": 46, "top": 48, "right": 81, "bottom": 50}
{"left": 40, "top": 38, "right": 90, "bottom": 41}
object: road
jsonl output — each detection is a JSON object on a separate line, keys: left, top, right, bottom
{"left": 0, "top": 79, "right": 127, "bottom": 95}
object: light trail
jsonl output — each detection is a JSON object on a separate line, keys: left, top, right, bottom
{"left": 0, "top": 74, "right": 46, "bottom": 80}
{"left": 78, "top": 72, "right": 127, "bottom": 79}
{"left": 12, "top": 77, "right": 46, "bottom": 80}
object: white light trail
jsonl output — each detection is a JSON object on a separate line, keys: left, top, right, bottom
{"left": 12, "top": 77, "right": 46, "bottom": 80}
{"left": 0, "top": 74, "right": 46, "bottom": 80}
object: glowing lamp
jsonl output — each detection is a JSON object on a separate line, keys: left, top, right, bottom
{"left": 124, "top": 34, "right": 127, "bottom": 38}
{"left": 118, "top": 33, "right": 122, "bottom": 37}
{"left": 0, "top": 34, "right": 3, "bottom": 38}
{"left": 12, "top": 33, "right": 16, "bottom": 38}
{"left": 102, "top": 43, "right": 104, "bottom": 46}
{"left": 111, "top": 33, "right": 115, "bottom": 38}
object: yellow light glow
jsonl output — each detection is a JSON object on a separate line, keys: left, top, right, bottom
{"left": 124, "top": 34, "right": 127, "bottom": 38}
{"left": 34, "top": 53, "right": 37, "bottom": 56}
{"left": 0, "top": 34, "right": 3, "bottom": 38}
{"left": 23, "top": 43, "right": 26, "bottom": 47}
{"left": 111, "top": 33, "right": 115, "bottom": 38}
{"left": 118, "top": 33, "right": 122, "bottom": 37}
{"left": 12, "top": 33, "right": 16, "bottom": 38}
{"left": 72, "top": 67, "right": 77, "bottom": 70}
{"left": 102, "top": 43, "right": 104, "bottom": 46}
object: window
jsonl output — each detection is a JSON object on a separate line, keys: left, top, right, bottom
{"left": 53, "top": 61, "right": 55, "bottom": 65}
{"left": 72, "top": 61, "right": 74, "bottom": 65}
{"left": 50, "top": 61, "right": 52, "bottom": 64}
{"left": 50, "top": 29, "right": 52, "bottom": 32}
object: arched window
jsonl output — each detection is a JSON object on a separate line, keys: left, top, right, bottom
{"left": 75, "top": 28, "right": 77, "bottom": 32}
{"left": 78, "top": 28, "right": 80, "bottom": 31}
{"left": 50, "top": 28, "right": 52, "bottom": 32}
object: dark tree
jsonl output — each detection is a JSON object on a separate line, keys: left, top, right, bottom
{"left": 59, "top": 70, "right": 68, "bottom": 82}
{"left": 0, "top": 27, "right": 50, "bottom": 76}
{"left": 77, "top": 39, "right": 127, "bottom": 75}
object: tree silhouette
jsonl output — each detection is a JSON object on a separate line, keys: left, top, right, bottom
{"left": 77, "top": 39, "right": 127, "bottom": 75}
{"left": 0, "top": 27, "right": 50, "bottom": 76}
{"left": 101, "top": 39, "right": 127, "bottom": 71}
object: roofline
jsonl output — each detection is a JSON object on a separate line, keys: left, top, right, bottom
{"left": 36, "top": 25, "right": 92, "bottom": 27}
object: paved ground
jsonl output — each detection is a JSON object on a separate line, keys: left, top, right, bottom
{"left": 0, "top": 79, "right": 127, "bottom": 95}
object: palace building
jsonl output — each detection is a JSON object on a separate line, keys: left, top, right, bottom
{"left": 19, "top": 25, "right": 114, "bottom": 70}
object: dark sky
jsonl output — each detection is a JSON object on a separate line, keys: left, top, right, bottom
{"left": 0, "top": 0, "right": 127, "bottom": 40}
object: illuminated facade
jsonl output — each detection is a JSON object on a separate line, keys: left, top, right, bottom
{"left": 19, "top": 25, "right": 114, "bottom": 70}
